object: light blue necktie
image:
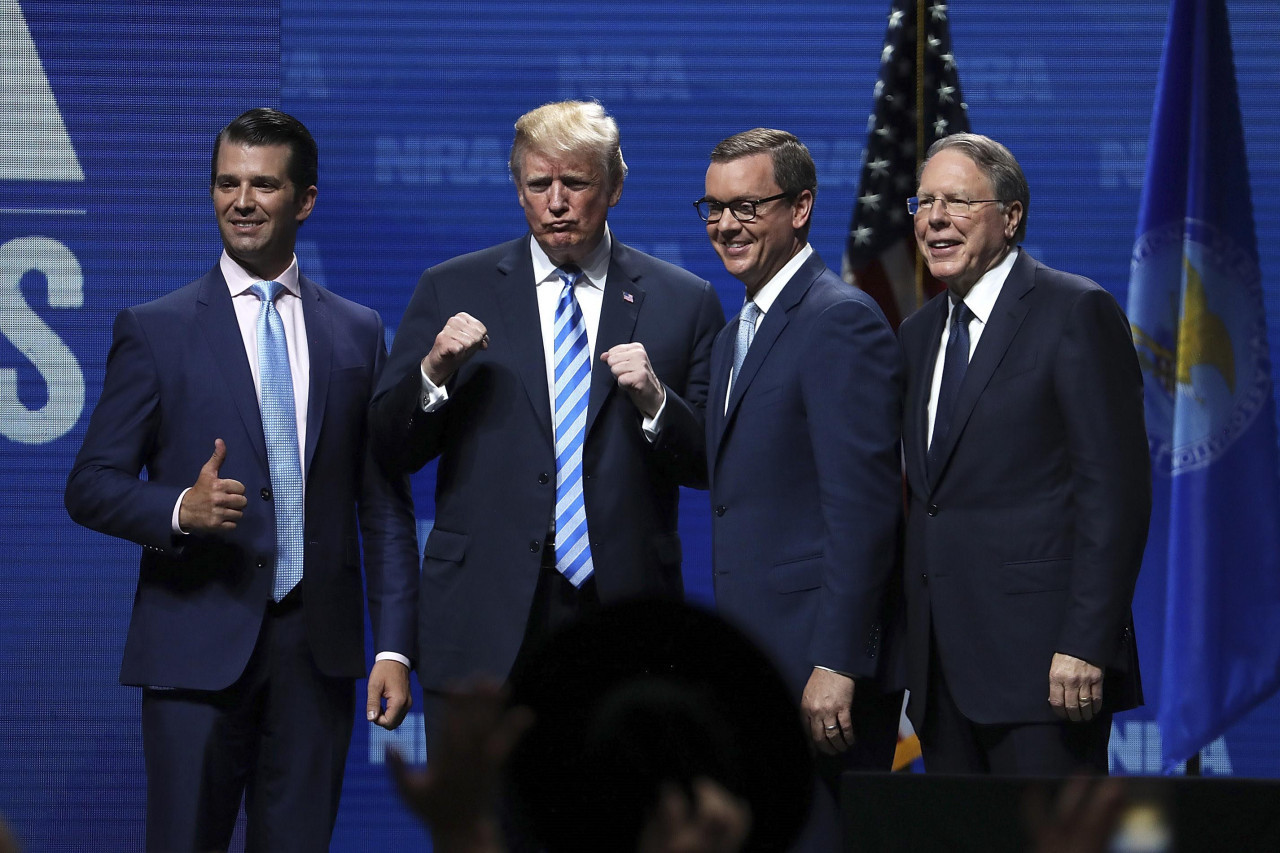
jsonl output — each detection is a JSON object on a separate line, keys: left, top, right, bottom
{"left": 250, "top": 281, "right": 304, "bottom": 602}
{"left": 730, "top": 300, "right": 761, "bottom": 393}
{"left": 552, "top": 266, "right": 594, "bottom": 588}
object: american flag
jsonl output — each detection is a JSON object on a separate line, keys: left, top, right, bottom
{"left": 843, "top": 0, "right": 971, "bottom": 329}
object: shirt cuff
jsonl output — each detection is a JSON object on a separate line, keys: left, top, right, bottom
{"left": 171, "top": 488, "right": 192, "bottom": 535}
{"left": 419, "top": 364, "right": 449, "bottom": 412}
{"left": 375, "top": 651, "right": 412, "bottom": 668}
{"left": 640, "top": 388, "right": 667, "bottom": 443}
{"left": 815, "top": 665, "right": 854, "bottom": 678}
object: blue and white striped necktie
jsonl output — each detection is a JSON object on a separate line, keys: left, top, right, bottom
{"left": 551, "top": 266, "right": 594, "bottom": 587}
{"left": 250, "top": 280, "right": 304, "bottom": 601}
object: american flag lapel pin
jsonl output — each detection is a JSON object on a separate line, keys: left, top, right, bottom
{"left": 622, "top": 291, "right": 634, "bottom": 303}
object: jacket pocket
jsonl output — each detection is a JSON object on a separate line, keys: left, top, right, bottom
{"left": 1000, "top": 558, "right": 1070, "bottom": 594}
{"left": 767, "top": 555, "right": 823, "bottom": 594}
{"left": 423, "top": 527, "right": 469, "bottom": 563}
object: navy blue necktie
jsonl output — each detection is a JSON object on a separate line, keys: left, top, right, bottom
{"left": 552, "top": 266, "right": 594, "bottom": 587}
{"left": 929, "top": 294, "right": 974, "bottom": 476}
{"left": 250, "top": 281, "right": 304, "bottom": 601}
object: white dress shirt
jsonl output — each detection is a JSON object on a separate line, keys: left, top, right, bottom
{"left": 725, "top": 243, "right": 814, "bottom": 413}
{"left": 419, "top": 225, "right": 666, "bottom": 434}
{"left": 926, "top": 248, "right": 1019, "bottom": 446}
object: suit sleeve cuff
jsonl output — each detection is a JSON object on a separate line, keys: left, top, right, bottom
{"left": 375, "top": 651, "right": 412, "bottom": 668}
{"left": 640, "top": 389, "right": 667, "bottom": 443}
{"left": 171, "top": 488, "right": 192, "bottom": 535}
{"left": 419, "top": 365, "right": 449, "bottom": 412}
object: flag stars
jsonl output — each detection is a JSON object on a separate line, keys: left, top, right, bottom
{"left": 868, "top": 157, "right": 891, "bottom": 178}
{"left": 930, "top": 3, "right": 948, "bottom": 22}
{"left": 888, "top": 8, "right": 905, "bottom": 29}
{"left": 882, "top": 44, "right": 895, "bottom": 63}
{"left": 859, "top": 192, "right": 883, "bottom": 212}
{"left": 852, "top": 226, "right": 874, "bottom": 247}
{"left": 940, "top": 52, "right": 956, "bottom": 70}
{"left": 937, "top": 84, "right": 956, "bottom": 104}
{"left": 933, "top": 116, "right": 950, "bottom": 135}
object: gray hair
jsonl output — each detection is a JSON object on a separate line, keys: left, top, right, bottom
{"left": 918, "top": 132, "right": 1029, "bottom": 244}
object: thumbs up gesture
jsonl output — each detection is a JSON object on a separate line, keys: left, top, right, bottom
{"left": 179, "top": 439, "right": 248, "bottom": 532}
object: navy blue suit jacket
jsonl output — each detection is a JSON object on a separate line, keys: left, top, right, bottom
{"left": 899, "top": 251, "right": 1150, "bottom": 728}
{"left": 369, "top": 236, "right": 724, "bottom": 689}
{"left": 706, "top": 253, "right": 904, "bottom": 698}
{"left": 66, "top": 266, "right": 419, "bottom": 690}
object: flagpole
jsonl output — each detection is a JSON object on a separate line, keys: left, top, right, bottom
{"left": 913, "top": 0, "right": 926, "bottom": 310}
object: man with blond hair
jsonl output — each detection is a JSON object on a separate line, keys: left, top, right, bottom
{"left": 371, "top": 101, "right": 723, "bottom": 737}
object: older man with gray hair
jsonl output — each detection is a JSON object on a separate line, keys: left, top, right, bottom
{"left": 899, "top": 132, "right": 1150, "bottom": 774}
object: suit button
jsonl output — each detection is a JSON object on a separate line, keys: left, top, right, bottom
{"left": 927, "top": 504, "right": 939, "bottom": 517}
{"left": 260, "top": 487, "right": 273, "bottom": 501}
{"left": 529, "top": 540, "right": 541, "bottom": 552}
{"left": 715, "top": 505, "right": 727, "bottom": 517}
{"left": 921, "top": 573, "right": 928, "bottom": 584}
{"left": 537, "top": 472, "right": 550, "bottom": 484}
{"left": 258, "top": 559, "right": 267, "bottom": 569}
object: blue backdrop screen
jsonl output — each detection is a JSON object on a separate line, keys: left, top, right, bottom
{"left": 3, "top": 1, "right": 1279, "bottom": 848}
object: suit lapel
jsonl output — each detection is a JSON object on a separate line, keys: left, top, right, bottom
{"left": 586, "top": 244, "right": 644, "bottom": 437}
{"left": 930, "top": 253, "right": 1035, "bottom": 482}
{"left": 913, "top": 297, "right": 948, "bottom": 492}
{"left": 707, "top": 323, "right": 734, "bottom": 465}
{"left": 300, "top": 276, "right": 330, "bottom": 478}
{"left": 494, "top": 241, "right": 554, "bottom": 447}
{"left": 195, "top": 268, "right": 269, "bottom": 472}
{"left": 721, "top": 254, "right": 819, "bottom": 424}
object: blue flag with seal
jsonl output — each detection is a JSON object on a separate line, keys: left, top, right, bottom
{"left": 1127, "top": 0, "right": 1280, "bottom": 773}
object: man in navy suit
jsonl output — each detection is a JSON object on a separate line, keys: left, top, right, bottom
{"left": 65, "top": 109, "right": 419, "bottom": 851}
{"left": 699, "top": 128, "right": 905, "bottom": 850}
{"left": 899, "top": 133, "right": 1150, "bottom": 774}
{"left": 369, "top": 101, "right": 723, "bottom": 723}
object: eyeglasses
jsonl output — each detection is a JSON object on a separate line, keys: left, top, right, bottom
{"left": 907, "top": 196, "right": 1004, "bottom": 218}
{"left": 694, "top": 192, "right": 794, "bottom": 223}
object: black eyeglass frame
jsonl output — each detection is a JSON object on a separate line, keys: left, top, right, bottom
{"left": 694, "top": 191, "right": 796, "bottom": 223}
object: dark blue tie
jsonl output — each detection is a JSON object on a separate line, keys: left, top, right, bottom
{"left": 928, "top": 294, "right": 974, "bottom": 476}
{"left": 250, "top": 281, "right": 304, "bottom": 601}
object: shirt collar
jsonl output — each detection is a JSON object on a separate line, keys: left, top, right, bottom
{"left": 749, "top": 243, "right": 813, "bottom": 315}
{"left": 953, "top": 247, "right": 1018, "bottom": 325}
{"left": 530, "top": 224, "right": 612, "bottom": 291}
{"left": 220, "top": 251, "right": 301, "bottom": 298}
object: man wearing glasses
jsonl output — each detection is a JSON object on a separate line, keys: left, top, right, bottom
{"left": 899, "top": 132, "right": 1150, "bottom": 774}
{"left": 697, "top": 128, "right": 905, "bottom": 851}
{"left": 369, "top": 101, "right": 723, "bottom": 743}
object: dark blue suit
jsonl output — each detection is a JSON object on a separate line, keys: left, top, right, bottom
{"left": 66, "top": 265, "right": 419, "bottom": 850}
{"left": 706, "top": 252, "right": 904, "bottom": 850}
{"left": 370, "top": 236, "right": 723, "bottom": 691}
{"left": 899, "top": 251, "right": 1150, "bottom": 768}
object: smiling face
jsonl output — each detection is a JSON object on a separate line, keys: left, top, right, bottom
{"left": 211, "top": 142, "right": 316, "bottom": 281}
{"left": 913, "top": 149, "right": 1022, "bottom": 296}
{"left": 516, "top": 147, "right": 621, "bottom": 267}
{"left": 703, "top": 153, "right": 811, "bottom": 298}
